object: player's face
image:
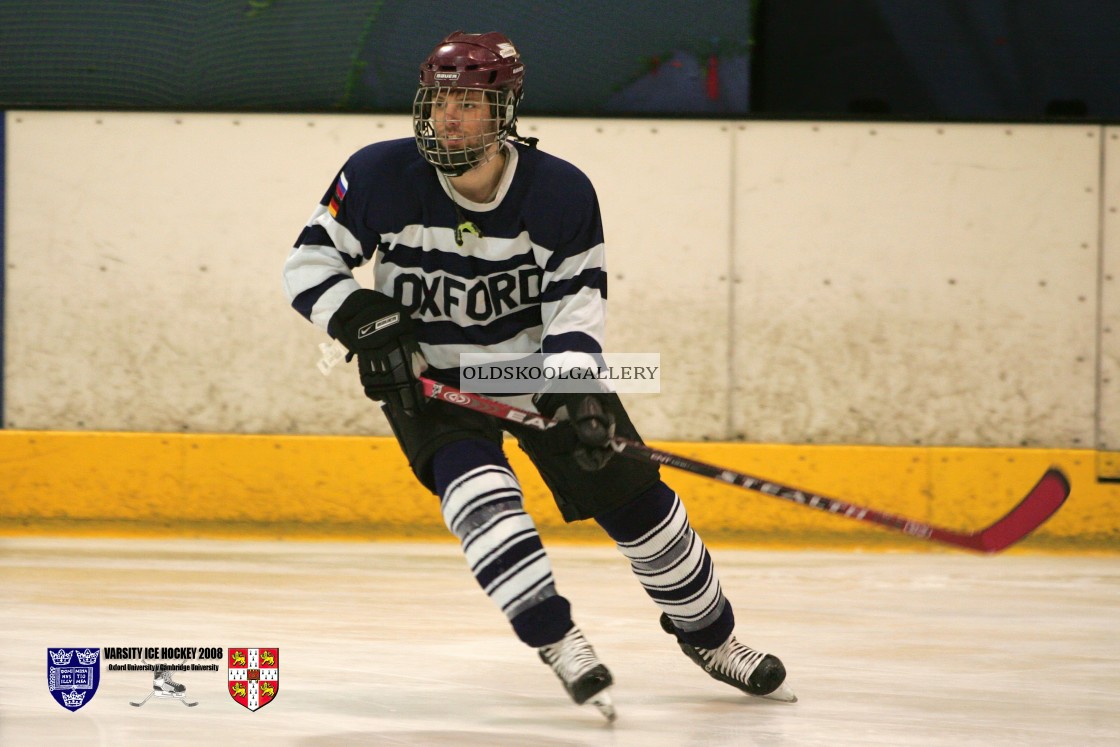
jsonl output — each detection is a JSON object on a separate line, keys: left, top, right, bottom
{"left": 429, "top": 89, "right": 500, "bottom": 153}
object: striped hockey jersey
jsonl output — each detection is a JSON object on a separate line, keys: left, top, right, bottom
{"left": 283, "top": 138, "right": 607, "bottom": 389}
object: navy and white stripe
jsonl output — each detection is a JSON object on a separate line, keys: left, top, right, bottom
{"left": 440, "top": 463, "right": 558, "bottom": 621}
{"left": 612, "top": 493, "right": 728, "bottom": 634}
{"left": 282, "top": 137, "right": 608, "bottom": 391}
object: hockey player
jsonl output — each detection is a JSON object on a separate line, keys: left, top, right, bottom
{"left": 282, "top": 31, "right": 795, "bottom": 719}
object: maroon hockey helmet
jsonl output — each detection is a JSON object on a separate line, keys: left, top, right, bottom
{"left": 418, "top": 31, "right": 525, "bottom": 97}
{"left": 413, "top": 31, "right": 527, "bottom": 176}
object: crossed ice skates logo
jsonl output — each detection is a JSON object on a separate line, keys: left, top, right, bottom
{"left": 129, "top": 659, "right": 198, "bottom": 707}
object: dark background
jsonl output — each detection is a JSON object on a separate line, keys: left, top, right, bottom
{"left": 753, "top": 0, "right": 1120, "bottom": 120}
{"left": 0, "top": 0, "right": 1116, "bottom": 120}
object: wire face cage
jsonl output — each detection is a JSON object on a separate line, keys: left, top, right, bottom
{"left": 412, "top": 86, "right": 516, "bottom": 176}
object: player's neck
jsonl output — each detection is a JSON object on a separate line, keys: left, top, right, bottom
{"left": 448, "top": 148, "right": 507, "bottom": 203}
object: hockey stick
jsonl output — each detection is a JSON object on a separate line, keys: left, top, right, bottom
{"left": 420, "top": 378, "right": 1070, "bottom": 553}
{"left": 129, "top": 690, "right": 154, "bottom": 707}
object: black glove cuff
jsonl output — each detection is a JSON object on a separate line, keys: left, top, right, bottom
{"left": 533, "top": 381, "right": 608, "bottom": 419}
{"left": 328, "top": 289, "right": 414, "bottom": 353}
{"left": 532, "top": 389, "right": 567, "bottom": 419}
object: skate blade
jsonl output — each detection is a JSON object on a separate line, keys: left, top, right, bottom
{"left": 588, "top": 690, "right": 617, "bottom": 722}
{"left": 759, "top": 683, "right": 797, "bottom": 703}
{"left": 156, "top": 692, "right": 198, "bottom": 706}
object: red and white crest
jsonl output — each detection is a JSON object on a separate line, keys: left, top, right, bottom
{"left": 228, "top": 648, "right": 278, "bottom": 711}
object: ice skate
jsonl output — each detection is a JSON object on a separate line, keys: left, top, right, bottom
{"left": 538, "top": 624, "right": 616, "bottom": 721}
{"left": 660, "top": 613, "right": 796, "bottom": 703}
{"left": 131, "top": 670, "right": 198, "bottom": 707}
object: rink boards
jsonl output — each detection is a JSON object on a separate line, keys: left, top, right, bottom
{"left": 0, "top": 430, "right": 1115, "bottom": 551}
{"left": 3, "top": 114, "right": 1119, "bottom": 552}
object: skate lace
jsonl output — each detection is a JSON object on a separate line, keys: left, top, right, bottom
{"left": 540, "top": 626, "right": 600, "bottom": 683}
{"left": 699, "top": 637, "right": 765, "bottom": 684}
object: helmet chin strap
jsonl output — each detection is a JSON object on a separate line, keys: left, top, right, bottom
{"left": 507, "top": 120, "right": 538, "bottom": 150}
{"left": 437, "top": 163, "right": 473, "bottom": 177}
{"left": 433, "top": 144, "right": 490, "bottom": 176}
{"left": 436, "top": 136, "right": 506, "bottom": 176}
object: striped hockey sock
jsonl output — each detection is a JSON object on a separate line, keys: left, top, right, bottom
{"left": 434, "top": 440, "right": 572, "bottom": 647}
{"left": 596, "top": 482, "right": 735, "bottom": 650}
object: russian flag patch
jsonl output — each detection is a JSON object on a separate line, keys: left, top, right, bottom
{"left": 328, "top": 172, "right": 349, "bottom": 217}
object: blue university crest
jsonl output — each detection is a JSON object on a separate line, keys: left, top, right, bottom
{"left": 47, "top": 648, "right": 100, "bottom": 711}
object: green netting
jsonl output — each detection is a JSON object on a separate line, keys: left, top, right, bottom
{"left": 0, "top": 2, "right": 374, "bottom": 110}
{"left": 0, "top": 1, "right": 751, "bottom": 114}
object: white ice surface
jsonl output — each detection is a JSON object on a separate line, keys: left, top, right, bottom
{"left": 1, "top": 538, "right": 1117, "bottom": 746}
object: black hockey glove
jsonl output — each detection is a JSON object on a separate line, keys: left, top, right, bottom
{"left": 534, "top": 390, "right": 617, "bottom": 471}
{"left": 328, "top": 289, "right": 427, "bottom": 416}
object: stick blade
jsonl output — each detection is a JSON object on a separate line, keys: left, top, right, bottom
{"left": 974, "top": 468, "right": 1070, "bottom": 553}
